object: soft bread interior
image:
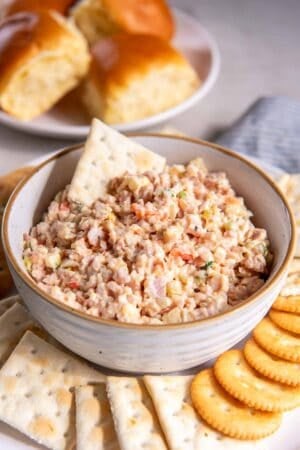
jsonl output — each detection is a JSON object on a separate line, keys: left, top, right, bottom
{"left": 1, "top": 53, "right": 85, "bottom": 120}
{"left": 0, "top": 12, "right": 90, "bottom": 120}
{"left": 83, "top": 63, "right": 200, "bottom": 124}
{"left": 72, "top": 0, "right": 118, "bottom": 45}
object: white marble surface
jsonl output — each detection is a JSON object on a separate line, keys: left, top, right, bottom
{"left": 0, "top": 0, "right": 299, "bottom": 174}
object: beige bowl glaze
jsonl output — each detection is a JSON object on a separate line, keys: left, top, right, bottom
{"left": 2, "top": 135, "right": 295, "bottom": 373}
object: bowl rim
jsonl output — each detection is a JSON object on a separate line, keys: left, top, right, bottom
{"left": 2, "top": 133, "right": 296, "bottom": 330}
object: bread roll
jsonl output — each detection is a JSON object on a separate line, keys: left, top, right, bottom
{"left": 71, "top": 0, "right": 174, "bottom": 45}
{"left": 82, "top": 33, "right": 200, "bottom": 124}
{"left": 0, "top": 11, "right": 90, "bottom": 120}
{"left": 0, "top": 0, "right": 75, "bottom": 20}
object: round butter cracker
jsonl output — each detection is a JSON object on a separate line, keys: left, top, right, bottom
{"left": 190, "top": 369, "right": 281, "bottom": 440}
{"left": 253, "top": 318, "right": 300, "bottom": 363}
{"left": 269, "top": 309, "right": 300, "bottom": 334}
{"left": 273, "top": 295, "right": 300, "bottom": 314}
{"left": 244, "top": 339, "right": 300, "bottom": 387}
{"left": 214, "top": 349, "right": 300, "bottom": 412}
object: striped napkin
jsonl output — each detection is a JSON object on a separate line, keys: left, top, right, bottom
{"left": 215, "top": 96, "right": 300, "bottom": 174}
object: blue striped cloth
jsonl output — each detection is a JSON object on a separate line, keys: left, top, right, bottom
{"left": 215, "top": 96, "right": 300, "bottom": 173}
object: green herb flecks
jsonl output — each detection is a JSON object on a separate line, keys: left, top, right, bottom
{"left": 200, "top": 260, "right": 213, "bottom": 271}
{"left": 177, "top": 190, "right": 187, "bottom": 199}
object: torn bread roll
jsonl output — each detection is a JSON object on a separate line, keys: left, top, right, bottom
{"left": 82, "top": 33, "right": 200, "bottom": 124}
{"left": 0, "top": 11, "right": 90, "bottom": 120}
{"left": 71, "top": 0, "right": 174, "bottom": 45}
{"left": 0, "top": 0, "right": 75, "bottom": 20}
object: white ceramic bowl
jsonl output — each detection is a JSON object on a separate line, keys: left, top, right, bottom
{"left": 2, "top": 135, "right": 295, "bottom": 373}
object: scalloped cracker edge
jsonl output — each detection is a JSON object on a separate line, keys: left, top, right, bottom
{"left": 214, "top": 349, "right": 300, "bottom": 412}
{"left": 144, "top": 374, "right": 269, "bottom": 449}
{"left": 190, "top": 369, "right": 281, "bottom": 440}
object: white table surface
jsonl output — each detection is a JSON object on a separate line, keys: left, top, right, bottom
{"left": 0, "top": 0, "right": 300, "bottom": 175}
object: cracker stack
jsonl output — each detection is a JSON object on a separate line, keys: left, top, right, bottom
{"left": 0, "top": 262, "right": 299, "bottom": 449}
{"left": 190, "top": 265, "right": 300, "bottom": 441}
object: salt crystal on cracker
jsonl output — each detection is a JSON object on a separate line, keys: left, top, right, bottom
{"left": 144, "top": 375, "right": 269, "bottom": 449}
{"left": 0, "top": 302, "right": 33, "bottom": 366}
{"left": 106, "top": 376, "right": 167, "bottom": 450}
{"left": 68, "top": 119, "right": 166, "bottom": 206}
{"left": 0, "top": 330, "right": 105, "bottom": 450}
{"left": 75, "top": 384, "right": 119, "bottom": 450}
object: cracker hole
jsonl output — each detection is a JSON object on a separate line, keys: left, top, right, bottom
{"left": 40, "top": 369, "right": 45, "bottom": 375}
{"left": 209, "top": 393, "right": 215, "bottom": 398}
{"left": 1, "top": 395, "right": 6, "bottom": 401}
{"left": 184, "top": 438, "right": 191, "bottom": 443}
{"left": 250, "top": 410, "right": 256, "bottom": 416}
{"left": 14, "top": 321, "right": 21, "bottom": 326}
{"left": 56, "top": 412, "right": 61, "bottom": 417}
{"left": 98, "top": 350, "right": 102, "bottom": 354}
{"left": 25, "top": 392, "right": 32, "bottom": 399}
{"left": 16, "top": 372, "right": 22, "bottom": 378}
{"left": 61, "top": 367, "right": 68, "bottom": 373}
{"left": 31, "top": 348, "right": 37, "bottom": 355}
{"left": 224, "top": 406, "right": 231, "bottom": 413}
{"left": 48, "top": 391, "right": 53, "bottom": 397}
{"left": 64, "top": 432, "right": 69, "bottom": 438}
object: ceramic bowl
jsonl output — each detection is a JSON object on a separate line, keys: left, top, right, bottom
{"left": 2, "top": 135, "right": 295, "bottom": 373}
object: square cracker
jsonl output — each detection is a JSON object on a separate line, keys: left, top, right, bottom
{"left": 0, "top": 294, "right": 20, "bottom": 316}
{"left": 280, "top": 271, "right": 300, "bottom": 296}
{"left": 0, "top": 302, "right": 33, "bottom": 366}
{"left": 144, "top": 375, "right": 269, "bottom": 450}
{"left": 106, "top": 376, "right": 167, "bottom": 450}
{"left": 68, "top": 119, "right": 166, "bottom": 206}
{"left": 277, "top": 174, "right": 300, "bottom": 256}
{"left": 75, "top": 384, "right": 119, "bottom": 450}
{"left": 0, "top": 330, "right": 105, "bottom": 450}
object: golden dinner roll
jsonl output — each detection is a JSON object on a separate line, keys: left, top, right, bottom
{"left": 0, "top": 0, "right": 75, "bottom": 20}
{"left": 82, "top": 33, "right": 200, "bottom": 125}
{"left": 71, "top": 0, "right": 174, "bottom": 45}
{"left": 0, "top": 11, "right": 90, "bottom": 120}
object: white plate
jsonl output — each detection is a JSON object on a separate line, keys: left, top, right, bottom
{"left": 0, "top": 8, "right": 220, "bottom": 139}
{"left": 0, "top": 153, "right": 298, "bottom": 449}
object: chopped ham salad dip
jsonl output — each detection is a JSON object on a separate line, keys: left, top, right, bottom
{"left": 23, "top": 158, "right": 272, "bottom": 324}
